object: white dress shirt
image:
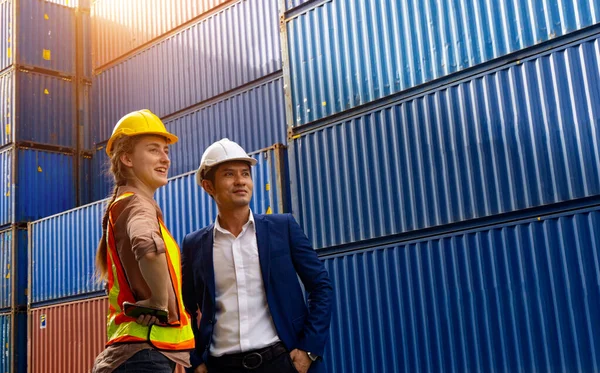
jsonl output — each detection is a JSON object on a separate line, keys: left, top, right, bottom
{"left": 210, "top": 211, "right": 280, "bottom": 356}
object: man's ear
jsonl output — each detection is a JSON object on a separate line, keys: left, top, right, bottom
{"left": 202, "top": 179, "right": 215, "bottom": 197}
{"left": 120, "top": 153, "right": 133, "bottom": 168}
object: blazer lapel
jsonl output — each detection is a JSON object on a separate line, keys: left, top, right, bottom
{"left": 201, "top": 226, "right": 216, "bottom": 298}
{"left": 254, "top": 215, "right": 271, "bottom": 292}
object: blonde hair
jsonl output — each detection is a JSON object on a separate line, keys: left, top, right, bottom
{"left": 95, "top": 135, "right": 140, "bottom": 281}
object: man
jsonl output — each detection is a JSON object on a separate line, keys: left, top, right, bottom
{"left": 181, "top": 139, "right": 333, "bottom": 373}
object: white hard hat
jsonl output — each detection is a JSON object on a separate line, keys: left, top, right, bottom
{"left": 196, "top": 138, "right": 257, "bottom": 185}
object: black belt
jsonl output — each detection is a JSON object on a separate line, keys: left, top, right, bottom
{"left": 209, "top": 341, "right": 287, "bottom": 370}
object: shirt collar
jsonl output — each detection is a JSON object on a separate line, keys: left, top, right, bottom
{"left": 213, "top": 210, "right": 254, "bottom": 237}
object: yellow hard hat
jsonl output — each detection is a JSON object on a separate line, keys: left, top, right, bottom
{"left": 105, "top": 109, "right": 178, "bottom": 156}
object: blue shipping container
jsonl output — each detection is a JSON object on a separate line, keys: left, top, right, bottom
{"left": 92, "top": 76, "right": 286, "bottom": 197}
{"left": 0, "top": 312, "right": 26, "bottom": 373}
{"left": 0, "top": 146, "right": 76, "bottom": 226}
{"left": 158, "top": 75, "right": 286, "bottom": 176}
{"left": 290, "top": 32, "right": 600, "bottom": 250}
{"left": 0, "top": 0, "right": 76, "bottom": 75}
{"left": 28, "top": 201, "right": 104, "bottom": 304}
{"left": 29, "top": 145, "right": 289, "bottom": 304}
{"left": 93, "top": 75, "right": 286, "bottom": 168}
{"left": 0, "top": 0, "right": 12, "bottom": 72}
{"left": 92, "top": 0, "right": 281, "bottom": 143}
{"left": 91, "top": 0, "right": 231, "bottom": 69}
{"left": 0, "top": 228, "right": 27, "bottom": 311}
{"left": 0, "top": 68, "right": 76, "bottom": 148}
{"left": 0, "top": 313, "right": 9, "bottom": 372}
{"left": 322, "top": 204, "right": 600, "bottom": 372}
{"left": 284, "top": 0, "right": 600, "bottom": 126}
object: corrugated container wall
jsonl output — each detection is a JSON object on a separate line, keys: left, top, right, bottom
{"left": 18, "top": 0, "right": 76, "bottom": 74}
{"left": 0, "top": 149, "right": 11, "bottom": 227}
{"left": 28, "top": 298, "right": 106, "bottom": 373}
{"left": 29, "top": 201, "right": 104, "bottom": 305}
{"left": 0, "top": 230, "right": 11, "bottom": 311}
{"left": 0, "top": 147, "right": 76, "bottom": 227}
{"left": 92, "top": 0, "right": 281, "bottom": 143}
{"left": 91, "top": 0, "right": 231, "bottom": 69}
{"left": 0, "top": 0, "right": 77, "bottom": 75}
{"left": 0, "top": 228, "right": 27, "bottom": 311}
{"left": 29, "top": 297, "right": 184, "bottom": 372}
{"left": 323, "top": 204, "right": 600, "bottom": 372}
{"left": 28, "top": 145, "right": 289, "bottom": 305}
{"left": 0, "top": 312, "right": 26, "bottom": 373}
{"left": 91, "top": 76, "right": 286, "bottom": 199}
{"left": 290, "top": 32, "right": 600, "bottom": 250}
{"left": 16, "top": 148, "right": 76, "bottom": 222}
{"left": 0, "top": 68, "right": 76, "bottom": 148}
{"left": 145, "top": 75, "right": 285, "bottom": 176}
{"left": 0, "top": 0, "right": 12, "bottom": 72}
{"left": 90, "top": 145, "right": 110, "bottom": 202}
{"left": 0, "top": 313, "right": 9, "bottom": 372}
{"left": 284, "top": 0, "right": 600, "bottom": 126}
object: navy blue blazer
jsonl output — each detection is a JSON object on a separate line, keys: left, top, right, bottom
{"left": 181, "top": 213, "right": 333, "bottom": 373}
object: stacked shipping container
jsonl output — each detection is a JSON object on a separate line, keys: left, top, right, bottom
{"left": 26, "top": 0, "right": 289, "bottom": 371}
{"left": 322, "top": 203, "right": 600, "bottom": 372}
{"left": 90, "top": 74, "right": 286, "bottom": 201}
{"left": 281, "top": 0, "right": 600, "bottom": 371}
{"left": 283, "top": 0, "right": 600, "bottom": 126}
{"left": 89, "top": 0, "right": 285, "bottom": 198}
{"left": 0, "top": 0, "right": 91, "bottom": 370}
{"left": 22, "top": 0, "right": 600, "bottom": 372}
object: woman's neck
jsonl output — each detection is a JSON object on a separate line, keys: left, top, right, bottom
{"left": 125, "top": 179, "right": 156, "bottom": 199}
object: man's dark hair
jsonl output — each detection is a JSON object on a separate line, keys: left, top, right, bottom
{"left": 204, "top": 167, "right": 217, "bottom": 185}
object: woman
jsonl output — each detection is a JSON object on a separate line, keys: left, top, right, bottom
{"left": 93, "top": 110, "right": 194, "bottom": 373}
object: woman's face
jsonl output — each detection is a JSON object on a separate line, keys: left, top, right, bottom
{"left": 121, "top": 135, "right": 171, "bottom": 191}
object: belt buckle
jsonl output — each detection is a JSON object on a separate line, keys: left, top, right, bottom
{"left": 242, "top": 352, "right": 263, "bottom": 370}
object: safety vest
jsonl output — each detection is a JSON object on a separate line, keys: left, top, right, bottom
{"left": 105, "top": 192, "right": 195, "bottom": 350}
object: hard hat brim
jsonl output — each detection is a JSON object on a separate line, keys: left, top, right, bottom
{"left": 106, "top": 131, "right": 179, "bottom": 156}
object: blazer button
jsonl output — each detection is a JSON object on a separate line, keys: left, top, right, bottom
{"left": 209, "top": 319, "right": 214, "bottom": 324}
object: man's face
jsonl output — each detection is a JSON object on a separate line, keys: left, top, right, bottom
{"left": 205, "top": 161, "right": 253, "bottom": 210}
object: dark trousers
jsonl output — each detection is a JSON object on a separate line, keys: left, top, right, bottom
{"left": 113, "top": 349, "right": 176, "bottom": 373}
{"left": 207, "top": 343, "right": 298, "bottom": 373}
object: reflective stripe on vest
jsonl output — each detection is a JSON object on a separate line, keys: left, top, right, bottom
{"left": 105, "top": 192, "right": 195, "bottom": 350}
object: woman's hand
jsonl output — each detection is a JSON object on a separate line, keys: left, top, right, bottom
{"left": 131, "top": 299, "right": 168, "bottom": 326}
